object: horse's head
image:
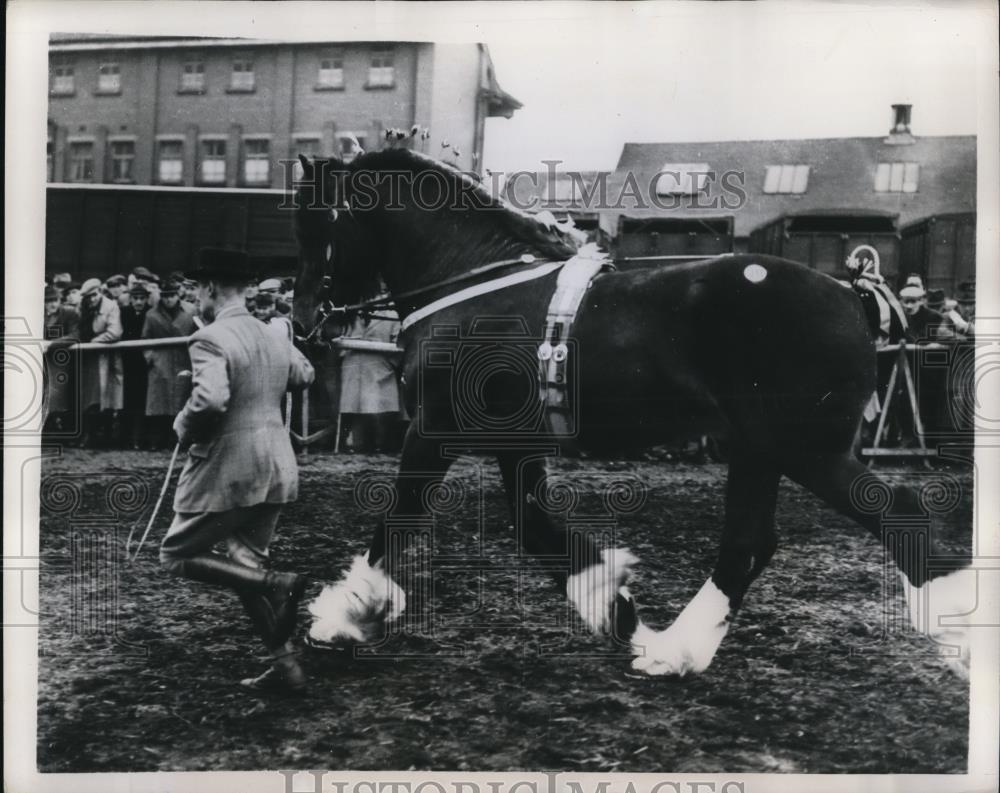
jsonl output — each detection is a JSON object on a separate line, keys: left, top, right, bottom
{"left": 293, "top": 155, "right": 383, "bottom": 340}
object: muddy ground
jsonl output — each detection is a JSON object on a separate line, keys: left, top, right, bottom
{"left": 36, "top": 450, "right": 971, "bottom": 773}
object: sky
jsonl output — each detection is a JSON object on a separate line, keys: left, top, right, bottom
{"left": 481, "top": 2, "right": 987, "bottom": 172}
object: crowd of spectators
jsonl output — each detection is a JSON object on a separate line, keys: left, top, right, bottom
{"left": 42, "top": 266, "right": 298, "bottom": 448}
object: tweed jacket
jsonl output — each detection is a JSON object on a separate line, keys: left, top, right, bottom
{"left": 172, "top": 303, "right": 314, "bottom": 513}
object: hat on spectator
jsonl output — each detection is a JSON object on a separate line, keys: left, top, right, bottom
{"left": 926, "top": 289, "right": 945, "bottom": 311}
{"left": 956, "top": 280, "right": 976, "bottom": 304}
{"left": 899, "top": 284, "right": 925, "bottom": 300}
{"left": 81, "top": 278, "right": 103, "bottom": 297}
{"left": 62, "top": 280, "right": 80, "bottom": 292}
{"left": 129, "top": 284, "right": 150, "bottom": 297}
{"left": 52, "top": 272, "right": 72, "bottom": 286}
{"left": 254, "top": 292, "right": 275, "bottom": 307}
{"left": 186, "top": 247, "right": 250, "bottom": 285}
{"left": 160, "top": 282, "right": 179, "bottom": 296}
{"left": 259, "top": 277, "right": 282, "bottom": 292}
{"left": 45, "top": 285, "right": 61, "bottom": 302}
{"left": 106, "top": 274, "right": 127, "bottom": 288}
{"left": 904, "top": 274, "right": 924, "bottom": 290}
{"left": 132, "top": 266, "right": 160, "bottom": 284}
{"left": 168, "top": 270, "right": 185, "bottom": 284}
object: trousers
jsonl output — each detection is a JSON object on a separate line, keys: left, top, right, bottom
{"left": 160, "top": 503, "right": 283, "bottom": 570}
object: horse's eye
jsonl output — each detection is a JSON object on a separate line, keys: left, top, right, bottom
{"left": 325, "top": 244, "right": 333, "bottom": 263}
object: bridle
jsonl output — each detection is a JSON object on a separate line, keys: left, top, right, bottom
{"left": 300, "top": 252, "right": 555, "bottom": 343}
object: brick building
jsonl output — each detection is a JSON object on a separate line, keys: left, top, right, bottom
{"left": 47, "top": 35, "right": 521, "bottom": 189}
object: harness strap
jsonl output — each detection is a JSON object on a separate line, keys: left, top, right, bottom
{"left": 537, "top": 252, "right": 613, "bottom": 440}
{"left": 399, "top": 261, "right": 564, "bottom": 332}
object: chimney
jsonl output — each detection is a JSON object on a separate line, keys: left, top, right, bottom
{"left": 886, "top": 104, "right": 914, "bottom": 145}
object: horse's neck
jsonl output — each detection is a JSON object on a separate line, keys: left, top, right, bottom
{"left": 378, "top": 215, "right": 533, "bottom": 317}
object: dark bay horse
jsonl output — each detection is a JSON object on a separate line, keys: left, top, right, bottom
{"left": 293, "top": 148, "right": 974, "bottom": 678}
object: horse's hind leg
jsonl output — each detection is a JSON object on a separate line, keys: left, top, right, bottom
{"left": 631, "top": 449, "right": 780, "bottom": 677}
{"left": 784, "top": 452, "right": 975, "bottom": 678}
{"left": 496, "top": 451, "right": 638, "bottom": 639}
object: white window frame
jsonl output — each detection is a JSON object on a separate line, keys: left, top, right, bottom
{"left": 875, "top": 162, "right": 919, "bottom": 193}
{"left": 230, "top": 58, "right": 255, "bottom": 91}
{"left": 200, "top": 139, "right": 227, "bottom": 184}
{"left": 69, "top": 141, "right": 95, "bottom": 183}
{"left": 181, "top": 59, "right": 205, "bottom": 91}
{"left": 109, "top": 139, "right": 136, "bottom": 183}
{"left": 655, "top": 162, "right": 711, "bottom": 196}
{"left": 98, "top": 62, "right": 121, "bottom": 93}
{"left": 368, "top": 47, "right": 395, "bottom": 87}
{"left": 158, "top": 139, "right": 184, "bottom": 184}
{"left": 318, "top": 52, "right": 344, "bottom": 88}
{"left": 242, "top": 137, "right": 271, "bottom": 185}
{"left": 51, "top": 58, "right": 75, "bottom": 94}
{"left": 763, "top": 164, "right": 810, "bottom": 194}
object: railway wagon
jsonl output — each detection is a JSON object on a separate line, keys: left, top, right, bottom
{"left": 899, "top": 212, "right": 976, "bottom": 295}
{"left": 612, "top": 215, "right": 734, "bottom": 269}
{"left": 748, "top": 210, "right": 901, "bottom": 285}
{"left": 45, "top": 183, "right": 298, "bottom": 280}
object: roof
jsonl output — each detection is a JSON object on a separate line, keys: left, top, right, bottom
{"left": 602, "top": 135, "right": 976, "bottom": 237}
{"left": 480, "top": 46, "right": 522, "bottom": 119}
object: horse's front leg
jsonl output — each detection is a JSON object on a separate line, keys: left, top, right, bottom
{"left": 307, "top": 425, "right": 454, "bottom": 647}
{"left": 496, "top": 451, "right": 639, "bottom": 640}
{"left": 632, "top": 450, "right": 780, "bottom": 676}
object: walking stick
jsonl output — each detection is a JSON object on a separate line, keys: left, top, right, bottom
{"left": 127, "top": 441, "right": 181, "bottom": 562}
{"left": 126, "top": 369, "right": 191, "bottom": 562}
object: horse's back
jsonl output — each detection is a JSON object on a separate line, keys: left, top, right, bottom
{"left": 573, "top": 254, "right": 875, "bottom": 453}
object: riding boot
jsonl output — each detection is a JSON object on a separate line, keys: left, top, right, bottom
{"left": 173, "top": 554, "right": 307, "bottom": 647}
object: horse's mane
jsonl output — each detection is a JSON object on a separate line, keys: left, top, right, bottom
{"left": 347, "top": 148, "right": 581, "bottom": 261}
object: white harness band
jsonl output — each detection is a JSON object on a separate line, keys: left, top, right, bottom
{"left": 399, "top": 259, "right": 564, "bottom": 332}
{"left": 537, "top": 250, "right": 612, "bottom": 439}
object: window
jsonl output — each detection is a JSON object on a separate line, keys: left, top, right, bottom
{"left": 318, "top": 52, "right": 344, "bottom": 88}
{"left": 655, "top": 163, "right": 710, "bottom": 195}
{"left": 47, "top": 140, "right": 54, "bottom": 182}
{"left": 338, "top": 133, "right": 366, "bottom": 163}
{"left": 181, "top": 59, "right": 205, "bottom": 91}
{"left": 230, "top": 58, "right": 255, "bottom": 91}
{"left": 98, "top": 62, "right": 121, "bottom": 93}
{"left": 69, "top": 142, "right": 94, "bottom": 182}
{"left": 367, "top": 47, "right": 395, "bottom": 87}
{"left": 292, "top": 138, "right": 320, "bottom": 179}
{"left": 158, "top": 140, "right": 184, "bottom": 184}
{"left": 243, "top": 139, "right": 270, "bottom": 185}
{"left": 875, "top": 162, "right": 919, "bottom": 193}
{"left": 109, "top": 140, "right": 135, "bottom": 183}
{"left": 763, "top": 164, "right": 810, "bottom": 194}
{"left": 200, "top": 139, "right": 226, "bottom": 184}
{"left": 51, "top": 57, "right": 75, "bottom": 94}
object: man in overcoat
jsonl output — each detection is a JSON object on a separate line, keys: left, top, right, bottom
{"left": 159, "top": 248, "right": 315, "bottom": 694}
{"left": 142, "top": 283, "right": 197, "bottom": 448}
{"left": 78, "top": 277, "right": 124, "bottom": 446}
{"left": 121, "top": 285, "right": 151, "bottom": 449}
{"left": 43, "top": 284, "right": 80, "bottom": 434}
{"left": 338, "top": 311, "right": 402, "bottom": 452}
